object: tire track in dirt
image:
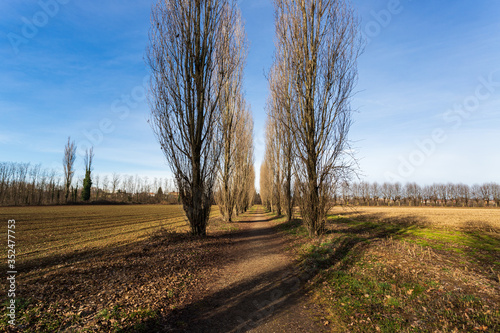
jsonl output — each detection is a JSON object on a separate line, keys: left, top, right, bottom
{"left": 167, "top": 206, "right": 328, "bottom": 332}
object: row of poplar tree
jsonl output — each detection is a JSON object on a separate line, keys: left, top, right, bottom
{"left": 146, "top": 0, "right": 256, "bottom": 235}
{"left": 260, "top": 0, "right": 362, "bottom": 236}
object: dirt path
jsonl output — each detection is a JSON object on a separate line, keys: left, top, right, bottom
{"left": 166, "top": 206, "right": 328, "bottom": 332}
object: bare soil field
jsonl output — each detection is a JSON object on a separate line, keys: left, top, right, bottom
{"left": 0, "top": 205, "right": 189, "bottom": 264}
{"left": 0, "top": 204, "right": 227, "bottom": 332}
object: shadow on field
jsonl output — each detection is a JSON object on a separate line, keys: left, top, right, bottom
{"left": 459, "top": 221, "right": 500, "bottom": 275}
{"left": 320, "top": 210, "right": 500, "bottom": 281}
{"left": 138, "top": 262, "right": 313, "bottom": 332}
{"left": 235, "top": 214, "right": 282, "bottom": 224}
{"left": 120, "top": 213, "right": 323, "bottom": 333}
{"left": 14, "top": 208, "right": 499, "bottom": 332}
{"left": 130, "top": 211, "right": 425, "bottom": 332}
{"left": 275, "top": 212, "right": 423, "bottom": 277}
{"left": 18, "top": 228, "right": 193, "bottom": 273}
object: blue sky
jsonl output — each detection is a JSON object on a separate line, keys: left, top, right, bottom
{"left": 1, "top": 0, "right": 499, "bottom": 188}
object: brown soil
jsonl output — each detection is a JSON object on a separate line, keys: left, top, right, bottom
{"left": 163, "top": 206, "right": 329, "bottom": 332}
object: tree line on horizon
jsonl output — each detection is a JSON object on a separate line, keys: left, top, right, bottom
{"left": 257, "top": 180, "right": 500, "bottom": 212}
{"left": 0, "top": 160, "right": 181, "bottom": 206}
{"left": 2, "top": 157, "right": 498, "bottom": 209}
{"left": 337, "top": 181, "right": 500, "bottom": 207}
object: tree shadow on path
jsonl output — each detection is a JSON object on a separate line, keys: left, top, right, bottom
{"left": 126, "top": 211, "right": 326, "bottom": 333}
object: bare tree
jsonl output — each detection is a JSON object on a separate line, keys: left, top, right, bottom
{"left": 455, "top": 183, "right": 470, "bottom": 207}
{"left": 273, "top": 0, "right": 362, "bottom": 236}
{"left": 260, "top": 161, "right": 272, "bottom": 211}
{"left": 234, "top": 106, "right": 255, "bottom": 215}
{"left": 445, "top": 183, "right": 457, "bottom": 206}
{"left": 63, "top": 137, "right": 77, "bottom": 202}
{"left": 422, "top": 185, "right": 432, "bottom": 206}
{"left": 404, "top": 182, "right": 419, "bottom": 206}
{"left": 101, "top": 175, "right": 109, "bottom": 199}
{"left": 491, "top": 182, "right": 500, "bottom": 207}
{"left": 214, "top": 21, "right": 248, "bottom": 222}
{"left": 350, "top": 182, "right": 361, "bottom": 205}
{"left": 111, "top": 172, "right": 120, "bottom": 196}
{"left": 14, "top": 163, "right": 29, "bottom": 206}
{"left": 394, "top": 182, "right": 402, "bottom": 206}
{"left": 429, "top": 184, "right": 439, "bottom": 206}
{"left": 370, "top": 182, "right": 380, "bottom": 205}
{"left": 340, "top": 181, "right": 350, "bottom": 205}
{"left": 381, "top": 182, "right": 393, "bottom": 205}
{"left": 0, "top": 163, "right": 14, "bottom": 204}
{"left": 147, "top": 0, "right": 245, "bottom": 235}
{"left": 264, "top": 115, "right": 282, "bottom": 215}
{"left": 267, "top": 55, "right": 295, "bottom": 221}
{"left": 436, "top": 183, "right": 449, "bottom": 207}
{"left": 28, "top": 164, "right": 41, "bottom": 205}
{"left": 360, "top": 181, "right": 370, "bottom": 206}
{"left": 479, "top": 183, "right": 492, "bottom": 206}
{"left": 94, "top": 174, "right": 100, "bottom": 200}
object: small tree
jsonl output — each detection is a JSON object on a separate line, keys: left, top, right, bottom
{"left": 63, "top": 137, "right": 77, "bottom": 202}
{"left": 156, "top": 186, "right": 164, "bottom": 203}
{"left": 81, "top": 147, "right": 94, "bottom": 202}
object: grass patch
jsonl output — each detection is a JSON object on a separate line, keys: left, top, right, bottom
{"left": 403, "top": 227, "right": 500, "bottom": 269}
{"left": 276, "top": 218, "right": 308, "bottom": 237}
{"left": 311, "top": 241, "right": 499, "bottom": 332}
{"left": 329, "top": 211, "right": 500, "bottom": 270}
{"left": 93, "top": 306, "right": 159, "bottom": 332}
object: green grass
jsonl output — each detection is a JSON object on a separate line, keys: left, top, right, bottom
{"left": 329, "top": 213, "right": 500, "bottom": 269}
{"left": 276, "top": 218, "right": 309, "bottom": 236}
{"left": 405, "top": 228, "right": 500, "bottom": 251}
{"left": 94, "top": 305, "right": 158, "bottom": 332}
{"left": 307, "top": 240, "right": 499, "bottom": 332}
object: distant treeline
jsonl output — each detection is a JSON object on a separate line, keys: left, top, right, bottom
{"left": 0, "top": 162, "right": 179, "bottom": 206}
{"left": 338, "top": 181, "right": 500, "bottom": 207}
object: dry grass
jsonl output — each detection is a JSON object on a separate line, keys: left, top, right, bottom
{"left": 330, "top": 206, "right": 500, "bottom": 232}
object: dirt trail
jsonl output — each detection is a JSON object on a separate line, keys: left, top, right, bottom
{"left": 167, "top": 206, "right": 328, "bottom": 332}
